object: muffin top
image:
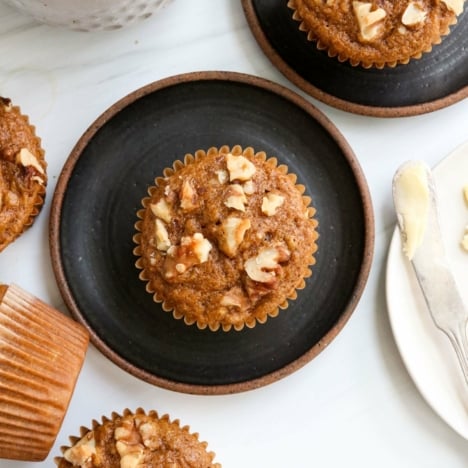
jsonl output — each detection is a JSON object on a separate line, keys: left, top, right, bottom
{"left": 0, "top": 97, "right": 47, "bottom": 251}
{"left": 57, "top": 409, "right": 220, "bottom": 468}
{"left": 288, "top": 0, "right": 464, "bottom": 67}
{"left": 134, "top": 145, "right": 318, "bottom": 331}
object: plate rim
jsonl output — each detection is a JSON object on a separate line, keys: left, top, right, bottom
{"left": 49, "top": 70, "right": 375, "bottom": 394}
{"left": 241, "top": 0, "right": 468, "bottom": 118}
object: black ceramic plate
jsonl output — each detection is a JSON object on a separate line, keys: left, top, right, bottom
{"left": 242, "top": 0, "right": 468, "bottom": 117}
{"left": 50, "top": 72, "right": 374, "bottom": 394}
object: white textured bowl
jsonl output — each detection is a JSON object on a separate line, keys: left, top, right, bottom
{"left": 3, "top": 0, "right": 171, "bottom": 31}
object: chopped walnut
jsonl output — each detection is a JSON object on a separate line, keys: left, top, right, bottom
{"left": 150, "top": 198, "right": 172, "bottom": 223}
{"left": 189, "top": 232, "right": 212, "bottom": 263}
{"left": 261, "top": 192, "right": 285, "bottom": 216}
{"left": 243, "top": 180, "right": 255, "bottom": 195}
{"left": 180, "top": 179, "right": 197, "bottom": 211}
{"left": 463, "top": 185, "right": 468, "bottom": 206}
{"left": 63, "top": 432, "right": 96, "bottom": 466}
{"left": 224, "top": 184, "right": 248, "bottom": 212}
{"left": 164, "top": 233, "right": 212, "bottom": 278}
{"left": 352, "top": 1, "right": 387, "bottom": 42}
{"left": 16, "top": 148, "right": 45, "bottom": 175}
{"left": 401, "top": 2, "right": 427, "bottom": 26}
{"left": 226, "top": 153, "right": 256, "bottom": 181}
{"left": 120, "top": 453, "right": 144, "bottom": 468}
{"left": 154, "top": 219, "right": 171, "bottom": 252}
{"left": 441, "top": 0, "right": 463, "bottom": 14}
{"left": 114, "top": 418, "right": 145, "bottom": 468}
{"left": 139, "top": 422, "right": 161, "bottom": 450}
{"left": 215, "top": 169, "right": 229, "bottom": 184}
{"left": 218, "top": 216, "right": 251, "bottom": 257}
{"left": 244, "top": 245, "right": 291, "bottom": 284}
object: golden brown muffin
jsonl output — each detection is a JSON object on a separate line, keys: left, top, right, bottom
{"left": 0, "top": 283, "right": 89, "bottom": 461}
{"left": 0, "top": 97, "right": 47, "bottom": 251}
{"left": 55, "top": 408, "right": 221, "bottom": 467}
{"left": 288, "top": 0, "right": 464, "bottom": 68}
{"left": 134, "top": 145, "right": 318, "bottom": 331}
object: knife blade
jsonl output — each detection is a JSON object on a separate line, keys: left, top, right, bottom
{"left": 393, "top": 161, "right": 468, "bottom": 384}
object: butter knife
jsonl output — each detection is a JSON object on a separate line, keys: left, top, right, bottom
{"left": 393, "top": 161, "right": 468, "bottom": 384}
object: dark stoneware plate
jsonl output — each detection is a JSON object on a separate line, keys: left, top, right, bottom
{"left": 242, "top": 0, "right": 468, "bottom": 117}
{"left": 50, "top": 72, "right": 374, "bottom": 394}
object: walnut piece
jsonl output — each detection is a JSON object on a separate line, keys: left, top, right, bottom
{"left": 16, "top": 148, "right": 45, "bottom": 175}
{"left": 441, "top": 0, "right": 464, "bottom": 14}
{"left": 150, "top": 198, "right": 172, "bottom": 223}
{"left": 243, "top": 180, "right": 255, "bottom": 195}
{"left": 114, "top": 418, "right": 145, "bottom": 468}
{"left": 261, "top": 192, "right": 285, "bottom": 216}
{"left": 244, "top": 246, "right": 291, "bottom": 284}
{"left": 164, "top": 233, "right": 212, "bottom": 278}
{"left": 218, "top": 216, "right": 251, "bottom": 257}
{"left": 63, "top": 432, "right": 96, "bottom": 465}
{"left": 154, "top": 219, "right": 171, "bottom": 252}
{"left": 463, "top": 185, "right": 468, "bottom": 206}
{"left": 180, "top": 179, "right": 197, "bottom": 211}
{"left": 226, "top": 153, "right": 256, "bottom": 181}
{"left": 189, "top": 232, "right": 212, "bottom": 262}
{"left": 352, "top": 1, "right": 387, "bottom": 42}
{"left": 215, "top": 169, "right": 228, "bottom": 184}
{"left": 224, "top": 184, "right": 248, "bottom": 212}
{"left": 401, "top": 2, "right": 427, "bottom": 26}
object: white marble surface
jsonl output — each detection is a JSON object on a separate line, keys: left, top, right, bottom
{"left": 1, "top": 1, "right": 468, "bottom": 466}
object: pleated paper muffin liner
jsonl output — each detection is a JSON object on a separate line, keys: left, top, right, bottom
{"left": 55, "top": 407, "right": 221, "bottom": 467}
{"left": 0, "top": 284, "right": 89, "bottom": 461}
{"left": 134, "top": 145, "right": 318, "bottom": 332}
{"left": 287, "top": 0, "right": 460, "bottom": 69}
{"left": 0, "top": 97, "right": 47, "bottom": 251}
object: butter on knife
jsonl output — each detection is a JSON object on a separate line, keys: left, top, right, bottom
{"left": 392, "top": 161, "right": 430, "bottom": 260}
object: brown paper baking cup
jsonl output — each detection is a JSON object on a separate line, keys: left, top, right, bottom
{"left": 287, "top": 0, "right": 458, "bottom": 69}
{"left": 0, "top": 284, "right": 89, "bottom": 461}
{"left": 55, "top": 407, "right": 221, "bottom": 467}
{"left": 0, "top": 98, "right": 47, "bottom": 252}
{"left": 134, "top": 145, "right": 318, "bottom": 332}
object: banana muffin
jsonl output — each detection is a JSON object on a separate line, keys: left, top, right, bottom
{"left": 134, "top": 145, "right": 318, "bottom": 332}
{"left": 288, "top": 0, "right": 464, "bottom": 68}
{"left": 56, "top": 408, "right": 221, "bottom": 467}
{"left": 0, "top": 97, "right": 47, "bottom": 251}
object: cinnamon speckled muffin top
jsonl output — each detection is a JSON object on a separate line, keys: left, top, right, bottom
{"left": 56, "top": 409, "right": 220, "bottom": 468}
{"left": 134, "top": 145, "right": 318, "bottom": 332}
{"left": 288, "top": 0, "right": 464, "bottom": 68}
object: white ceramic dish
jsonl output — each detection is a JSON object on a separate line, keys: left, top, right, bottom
{"left": 3, "top": 0, "right": 170, "bottom": 31}
{"left": 386, "top": 141, "right": 468, "bottom": 439}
